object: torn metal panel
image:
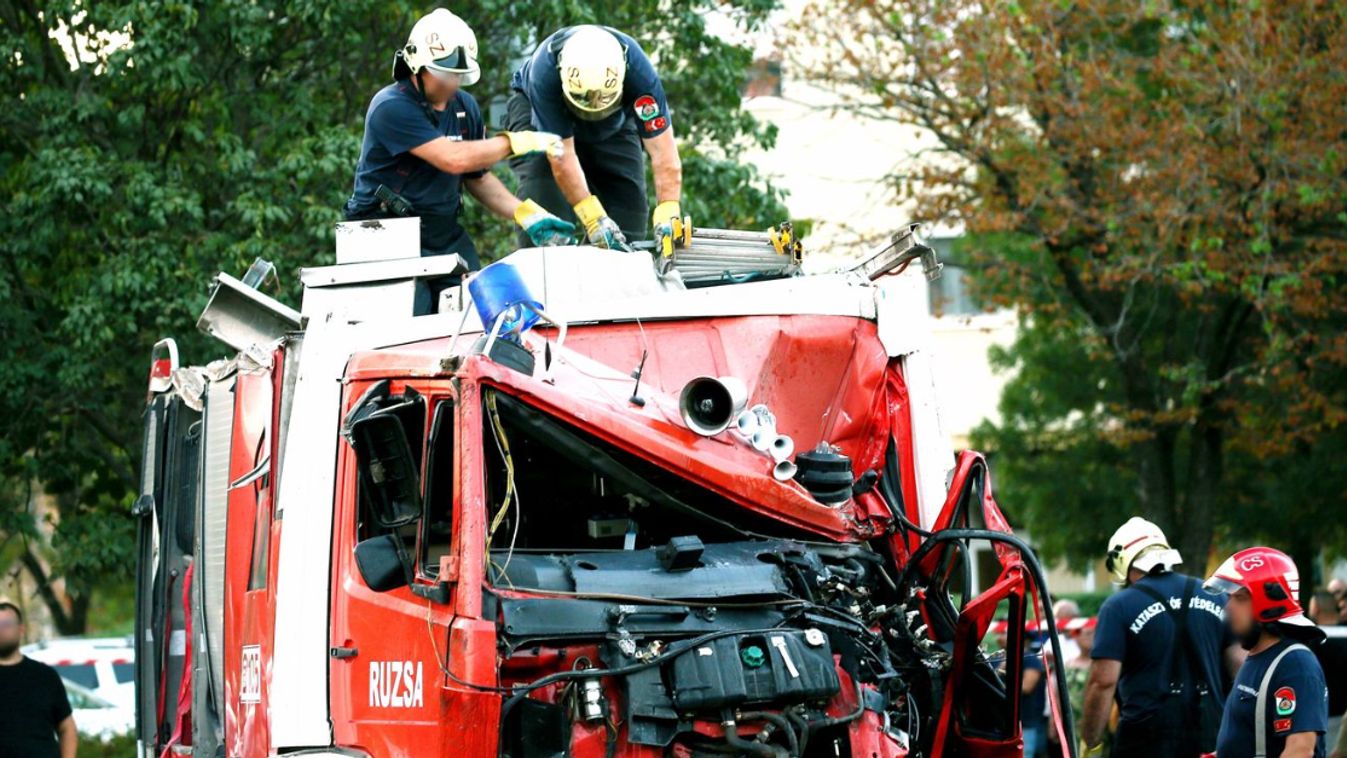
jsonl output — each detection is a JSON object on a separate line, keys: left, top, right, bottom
{"left": 197, "top": 273, "right": 302, "bottom": 351}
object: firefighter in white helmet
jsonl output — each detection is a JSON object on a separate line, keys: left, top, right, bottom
{"left": 505, "top": 25, "right": 684, "bottom": 252}
{"left": 1078, "top": 517, "right": 1244, "bottom": 758}
{"left": 344, "top": 9, "right": 575, "bottom": 313}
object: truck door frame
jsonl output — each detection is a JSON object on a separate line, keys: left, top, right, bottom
{"left": 329, "top": 377, "right": 480, "bottom": 756}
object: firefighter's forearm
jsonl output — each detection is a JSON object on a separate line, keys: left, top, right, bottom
{"left": 410, "top": 135, "right": 512, "bottom": 176}
{"left": 549, "top": 139, "right": 591, "bottom": 207}
{"left": 1079, "top": 676, "right": 1115, "bottom": 747}
{"left": 463, "top": 174, "right": 521, "bottom": 222}
{"left": 1281, "top": 732, "right": 1317, "bottom": 758}
{"left": 644, "top": 128, "right": 682, "bottom": 204}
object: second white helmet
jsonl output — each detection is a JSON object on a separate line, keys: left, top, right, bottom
{"left": 401, "top": 9, "right": 480, "bottom": 86}
{"left": 1105, "top": 517, "right": 1183, "bottom": 584}
{"left": 557, "top": 26, "right": 626, "bottom": 120}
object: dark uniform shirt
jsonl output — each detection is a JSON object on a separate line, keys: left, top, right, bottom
{"left": 0, "top": 656, "right": 73, "bottom": 758}
{"left": 1216, "top": 637, "right": 1327, "bottom": 758}
{"left": 344, "top": 81, "right": 486, "bottom": 251}
{"left": 1092, "top": 571, "right": 1233, "bottom": 724}
{"left": 1022, "top": 643, "right": 1048, "bottom": 729}
{"left": 511, "top": 27, "right": 671, "bottom": 144}
{"left": 1313, "top": 634, "right": 1347, "bottom": 717}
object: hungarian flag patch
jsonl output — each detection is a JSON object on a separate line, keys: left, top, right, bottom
{"left": 1275, "top": 686, "right": 1296, "bottom": 716}
{"left": 633, "top": 95, "right": 659, "bottom": 121}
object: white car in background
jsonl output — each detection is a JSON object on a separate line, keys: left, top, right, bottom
{"left": 63, "top": 678, "right": 134, "bottom": 740}
{"left": 23, "top": 636, "right": 136, "bottom": 712}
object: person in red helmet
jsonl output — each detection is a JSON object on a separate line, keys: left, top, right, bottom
{"left": 1204, "top": 547, "right": 1329, "bottom": 758}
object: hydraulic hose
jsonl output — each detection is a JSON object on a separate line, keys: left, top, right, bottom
{"left": 720, "top": 711, "right": 782, "bottom": 758}
{"left": 896, "top": 527, "right": 1078, "bottom": 758}
{"left": 804, "top": 681, "right": 865, "bottom": 731}
{"left": 784, "top": 709, "right": 811, "bottom": 754}
{"left": 880, "top": 435, "right": 933, "bottom": 539}
{"left": 737, "top": 710, "right": 799, "bottom": 757}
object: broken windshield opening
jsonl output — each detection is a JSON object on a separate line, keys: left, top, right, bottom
{"left": 481, "top": 390, "right": 820, "bottom": 566}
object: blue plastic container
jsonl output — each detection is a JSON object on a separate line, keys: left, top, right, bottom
{"left": 467, "top": 262, "right": 543, "bottom": 335}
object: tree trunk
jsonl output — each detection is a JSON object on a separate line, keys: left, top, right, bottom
{"left": 1289, "top": 540, "right": 1318, "bottom": 610}
{"left": 18, "top": 547, "right": 88, "bottom": 636}
{"left": 1175, "top": 420, "right": 1222, "bottom": 577}
{"left": 1134, "top": 426, "right": 1181, "bottom": 536}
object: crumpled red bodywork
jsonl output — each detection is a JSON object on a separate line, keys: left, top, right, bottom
{"left": 141, "top": 307, "right": 1067, "bottom": 758}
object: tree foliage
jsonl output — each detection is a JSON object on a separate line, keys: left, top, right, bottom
{"left": 0, "top": 0, "right": 786, "bottom": 632}
{"left": 799, "top": 2, "right": 1347, "bottom": 572}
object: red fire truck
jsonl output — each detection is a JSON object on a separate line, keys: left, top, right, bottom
{"left": 133, "top": 223, "right": 1073, "bottom": 757}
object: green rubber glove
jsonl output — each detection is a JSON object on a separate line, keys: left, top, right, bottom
{"left": 514, "top": 199, "right": 576, "bottom": 246}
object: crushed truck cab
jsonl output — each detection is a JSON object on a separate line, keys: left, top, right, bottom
{"left": 133, "top": 228, "right": 1074, "bottom": 757}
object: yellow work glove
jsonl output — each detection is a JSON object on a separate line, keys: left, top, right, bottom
{"left": 652, "top": 200, "right": 682, "bottom": 232}
{"left": 501, "top": 131, "right": 564, "bottom": 160}
{"left": 573, "top": 195, "right": 632, "bottom": 252}
{"left": 1078, "top": 739, "right": 1103, "bottom": 757}
{"left": 651, "top": 200, "right": 683, "bottom": 262}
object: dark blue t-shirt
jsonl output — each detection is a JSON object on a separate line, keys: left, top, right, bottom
{"left": 1092, "top": 572, "right": 1232, "bottom": 724}
{"left": 345, "top": 81, "right": 486, "bottom": 240}
{"left": 1215, "top": 638, "right": 1327, "bottom": 758}
{"left": 1022, "top": 644, "right": 1047, "bottom": 729}
{"left": 511, "top": 27, "right": 671, "bottom": 143}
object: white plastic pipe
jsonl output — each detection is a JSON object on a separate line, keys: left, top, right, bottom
{"left": 734, "top": 409, "right": 760, "bottom": 438}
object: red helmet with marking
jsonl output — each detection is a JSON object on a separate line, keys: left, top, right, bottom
{"left": 1203, "top": 547, "right": 1314, "bottom": 629}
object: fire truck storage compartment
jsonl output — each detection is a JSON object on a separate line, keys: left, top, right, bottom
{"left": 192, "top": 375, "right": 235, "bottom": 754}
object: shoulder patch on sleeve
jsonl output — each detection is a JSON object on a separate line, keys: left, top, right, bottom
{"left": 644, "top": 116, "right": 668, "bottom": 133}
{"left": 1273, "top": 717, "right": 1292, "bottom": 733}
{"left": 633, "top": 95, "right": 659, "bottom": 121}
{"left": 1274, "top": 686, "right": 1296, "bottom": 716}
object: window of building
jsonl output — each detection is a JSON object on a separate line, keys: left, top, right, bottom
{"left": 927, "top": 237, "right": 984, "bottom": 317}
{"left": 743, "top": 58, "right": 782, "bottom": 98}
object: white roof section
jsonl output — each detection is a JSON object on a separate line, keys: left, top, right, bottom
{"left": 443, "top": 247, "right": 878, "bottom": 333}
{"left": 284, "top": 245, "right": 936, "bottom": 357}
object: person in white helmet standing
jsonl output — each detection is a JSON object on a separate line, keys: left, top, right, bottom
{"left": 1078, "top": 517, "right": 1245, "bottom": 758}
{"left": 344, "top": 9, "right": 575, "bottom": 313}
{"left": 506, "top": 25, "right": 683, "bottom": 252}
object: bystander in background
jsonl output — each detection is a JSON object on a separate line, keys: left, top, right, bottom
{"left": 1315, "top": 582, "right": 1347, "bottom": 758}
{"left": 1022, "top": 638, "right": 1049, "bottom": 758}
{"left": 0, "top": 601, "right": 77, "bottom": 758}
